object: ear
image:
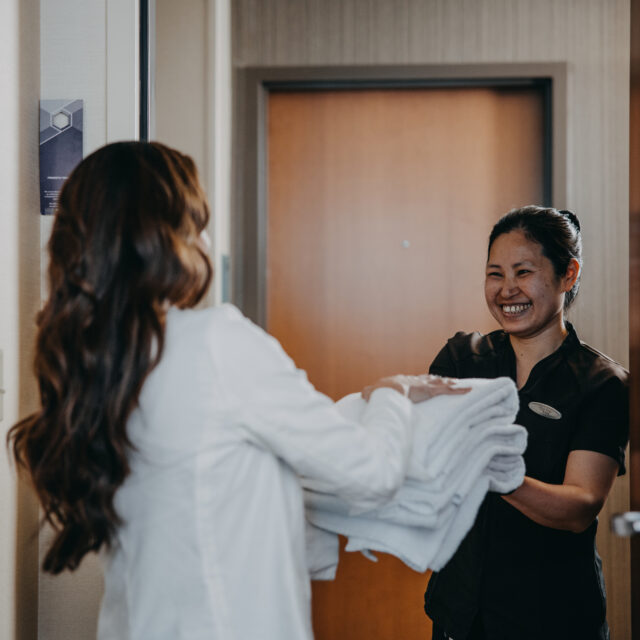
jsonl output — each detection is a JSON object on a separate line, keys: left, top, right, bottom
{"left": 563, "top": 258, "right": 580, "bottom": 292}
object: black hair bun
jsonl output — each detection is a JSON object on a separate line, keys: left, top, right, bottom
{"left": 558, "top": 209, "right": 581, "bottom": 232}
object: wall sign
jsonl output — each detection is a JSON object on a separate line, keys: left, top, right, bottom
{"left": 39, "top": 99, "right": 83, "bottom": 215}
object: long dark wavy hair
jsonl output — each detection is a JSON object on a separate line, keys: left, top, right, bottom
{"left": 7, "top": 141, "right": 212, "bottom": 574}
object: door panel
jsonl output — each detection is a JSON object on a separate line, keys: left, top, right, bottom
{"left": 267, "top": 87, "right": 544, "bottom": 639}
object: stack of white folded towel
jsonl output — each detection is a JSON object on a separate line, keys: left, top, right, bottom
{"left": 304, "top": 376, "right": 526, "bottom": 578}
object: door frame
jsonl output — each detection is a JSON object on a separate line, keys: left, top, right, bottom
{"left": 629, "top": 0, "right": 640, "bottom": 629}
{"left": 233, "top": 63, "right": 566, "bottom": 326}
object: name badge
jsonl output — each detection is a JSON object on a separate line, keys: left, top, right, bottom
{"left": 528, "top": 401, "right": 562, "bottom": 420}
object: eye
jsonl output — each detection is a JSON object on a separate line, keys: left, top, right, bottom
{"left": 516, "top": 269, "right": 531, "bottom": 276}
{"left": 486, "top": 271, "right": 502, "bottom": 278}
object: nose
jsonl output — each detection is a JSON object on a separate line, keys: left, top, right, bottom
{"left": 500, "top": 276, "right": 520, "bottom": 298}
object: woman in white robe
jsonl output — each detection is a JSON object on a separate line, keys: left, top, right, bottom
{"left": 8, "top": 141, "right": 464, "bottom": 640}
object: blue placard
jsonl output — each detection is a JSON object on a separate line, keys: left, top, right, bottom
{"left": 39, "top": 99, "right": 83, "bottom": 215}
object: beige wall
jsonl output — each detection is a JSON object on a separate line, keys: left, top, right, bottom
{"left": 231, "top": 0, "right": 631, "bottom": 637}
{"left": 232, "top": 0, "right": 630, "bottom": 358}
{"left": 155, "top": 0, "right": 231, "bottom": 305}
{"left": 0, "top": 0, "right": 42, "bottom": 638}
{"left": 155, "top": 0, "right": 209, "bottom": 183}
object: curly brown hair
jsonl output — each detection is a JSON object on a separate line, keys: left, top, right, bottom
{"left": 7, "top": 141, "right": 212, "bottom": 573}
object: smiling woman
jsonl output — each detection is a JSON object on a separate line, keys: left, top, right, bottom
{"left": 484, "top": 206, "right": 582, "bottom": 388}
{"left": 424, "top": 206, "right": 629, "bottom": 640}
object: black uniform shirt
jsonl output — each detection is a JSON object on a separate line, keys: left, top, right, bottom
{"left": 424, "top": 323, "right": 629, "bottom": 640}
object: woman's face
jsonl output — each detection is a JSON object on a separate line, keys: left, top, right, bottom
{"left": 484, "top": 230, "right": 567, "bottom": 339}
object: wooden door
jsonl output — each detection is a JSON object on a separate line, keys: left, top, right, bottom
{"left": 267, "top": 87, "right": 544, "bottom": 639}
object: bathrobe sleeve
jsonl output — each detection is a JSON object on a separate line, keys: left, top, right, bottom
{"left": 216, "top": 310, "right": 414, "bottom": 513}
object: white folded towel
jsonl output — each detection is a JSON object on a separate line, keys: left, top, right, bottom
{"left": 374, "top": 426, "right": 526, "bottom": 527}
{"left": 308, "top": 478, "right": 491, "bottom": 574}
{"left": 332, "top": 377, "right": 518, "bottom": 483}
{"left": 306, "top": 425, "right": 525, "bottom": 530}
{"left": 305, "top": 377, "right": 526, "bottom": 577}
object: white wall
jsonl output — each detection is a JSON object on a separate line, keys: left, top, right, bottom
{"left": 0, "top": 0, "right": 42, "bottom": 638}
{"left": 37, "top": 4, "right": 108, "bottom": 638}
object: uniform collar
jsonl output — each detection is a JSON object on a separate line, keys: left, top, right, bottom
{"left": 497, "top": 321, "right": 579, "bottom": 358}
{"left": 498, "top": 321, "right": 580, "bottom": 390}
{"left": 559, "top": 321, "right": 580, "bottom": 354}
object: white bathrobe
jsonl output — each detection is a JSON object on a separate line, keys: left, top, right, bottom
{"left": 97, "top": 305, "right": 414, "bottom": 640}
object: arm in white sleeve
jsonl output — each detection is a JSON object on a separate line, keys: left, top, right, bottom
{"left": 225, "top": 319, "right": 414, "bottom": 512}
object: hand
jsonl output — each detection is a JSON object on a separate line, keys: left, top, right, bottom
{"left": 361, "top": 374, "right": 470, "bottom": 403}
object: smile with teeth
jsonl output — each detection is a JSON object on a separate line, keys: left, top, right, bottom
{"left": 501, "top": 303, "right": 532, "bottom": 315}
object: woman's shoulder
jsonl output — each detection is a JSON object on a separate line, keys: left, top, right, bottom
{"left": 167, "top": 303, "right": 253, "bottom": 333}
{"left": 429, "top": 328, "right": 507, "bottom": 377}
{"left": 167, "top": 304, "right": 294, "bottom": 370}
{"left": 570, "top": 338, "right": 629, "bottom": 390}
{"left": 166, "top": 304, "right": 244, "bottom": 340}
{"left": 441, "top": 328, "right": 508, "bottom": 362}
